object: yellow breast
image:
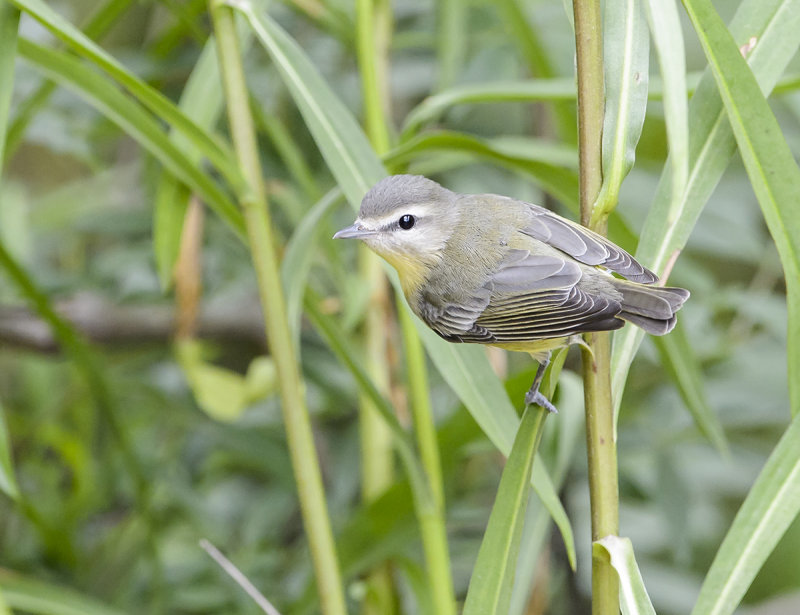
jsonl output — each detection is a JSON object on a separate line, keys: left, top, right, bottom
{"left": 381, "top": 251, "right": 433, "bottom": 298}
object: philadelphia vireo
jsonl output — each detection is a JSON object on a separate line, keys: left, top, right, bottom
{"left": 334, "top": 175, "right": 689, "bottom": 411}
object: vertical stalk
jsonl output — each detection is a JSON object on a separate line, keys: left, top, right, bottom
{"left": 357, "top": 1, "right": 454, "bottom": 612}
{"left": 572, "top": 0, "right": 620, "bottom": 614}
{"left": 436, "top": 0, "right": 466, "bottom": 90}
{"left": 356, "top": 0, "right": 396, "bottom": 611}
{"left": 209, "top": 4, "right": 347, "bottom": 615}
{"left": 398, "top": 306, "right": 445, "bottom": 511}
{"left": 399, "top": 305, "right": 454, "bottom": 615}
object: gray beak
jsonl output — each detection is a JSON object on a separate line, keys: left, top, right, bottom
{"left": 333, "top": 223, "right": 375, "bottom": 240}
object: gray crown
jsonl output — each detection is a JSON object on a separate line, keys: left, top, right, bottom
{"left": 359, "top": 175, "right": 455, "bottom": 218}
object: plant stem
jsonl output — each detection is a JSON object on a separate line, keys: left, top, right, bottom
{"left": 399, "top": 306, "right": 445, "bottom": 511}
{"left": 356, "top": 0, "right": 397, "bottom": 611}
{"left": 209, "top": 4, "right": 347, "bottom": 615}
{"left": 398, "top": 305, "right": 455, "bottom": 615}
{"left": 573, "top": 0, "right": 620, "bottom": 613}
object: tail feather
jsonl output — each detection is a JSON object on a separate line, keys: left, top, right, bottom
{"left": 614, "top": 281, "right": 689, "bottom": 335}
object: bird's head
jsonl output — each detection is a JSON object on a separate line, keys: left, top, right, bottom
{"left": 334, "top": 175, "right": 460, "bottom": 280}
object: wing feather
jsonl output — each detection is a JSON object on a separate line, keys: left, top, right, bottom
{"left": 418, "top": 250, "right": 626, "bottom": 344}
{"left": 523, "top": 205, "right": 658, "bottom": 283}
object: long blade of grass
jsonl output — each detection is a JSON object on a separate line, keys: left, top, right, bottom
{"left": 0, "top": 407, "right": 18, "bottom": 502}
{"left": 436, "top": 0, "right": 466, "bottom": 90}
{"left": 153, "top": 12, "right": 255, "bottom": 289}
{"left": 232, "top": 3, "right": 381, "bottom": 207}
{"left": 402, "top": 78, "right": 580, "bottom": 140}
{"left": 593, "top": 536, "right": 657, "bottom": 615}
{"left": 386, "top": 131, "right": 579, "bottom": 207}
{"left": 591, "top": 0, "right": 649, "bottom": 225}
{"left": 414, "top": 319, "right": 575, "bottom": 568}
{"left": 690, "top": 413, "right": 800, "bottom": 615}
{"left": 3, "top": 0, "right": 136, "bottom": 160}
{"left": 462, "top": 405, "right": 549, "bottom": 615}
{"left": 9, "top": 0, "right": 245, "bottom": 193}
{"left": 17, "top": 39, "right": 245, "bottom": 238}
{"left": 0, "top": 1, "right": 19, "bottom": 174}
{"left": 682, "top": 0, "right": 800, "bottom": 414}
{"left": 0, "top": 568, "right": 126, "bottom": 615}
{"left": 154, "top": 38, "right": 226, "bottom": 288}
{"left": 0, "top": 2, "right": 21, "bottom": 504}
{"left": 610, "top": 0, "right": 800, "bottom": 415}
{"left": 282, "top": 189, "right": 343, "bottom": 348}
{"left": 643, "top": 0, "right": 688, "bottom": 222}
{"left": 236, "top": 0, "right": 576, "bottom": 563}
{"left": 496, "top": 0, "right": 576, "bottom": 142}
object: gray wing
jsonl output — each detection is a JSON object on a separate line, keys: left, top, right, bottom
{"left": 418, "top": 250, "right": 624, "bottom": 344}
{"left": 523, "top": 204, "right": 658, "bottom": 283}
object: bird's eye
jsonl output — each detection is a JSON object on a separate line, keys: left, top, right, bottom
{"left": 398, "top": 214, "right": 415, "bottom": 230}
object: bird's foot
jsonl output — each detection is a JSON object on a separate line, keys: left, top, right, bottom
{"left": 524, "top": 390, "right": 558, "bottom": 414}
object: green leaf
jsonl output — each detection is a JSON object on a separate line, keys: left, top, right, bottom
{"left": 0, "top": 3, "right": 22, "bottom": 504}
{"left": 414, "top": 319, "right": 576, "bottom": 569}
{"left": 653, "top": 321, "right": 728, "bottom": 455}
{"left": 495, "top": 0, "right": 576, "bottom": 141}
{"left": 462, "top": 405, "right": 548, "bottom": 615}
{"left": 591, "top": 0, "right": 650, "bottom": 225}
{"left": 400, "top": 74, "right": 709, "bottom": 142}
{"left": 386, "top": 131, "right": 579, "bottom": 207}
{"left": 593, "top": 536, "right": 657, "bottom": 615}
{"left": 611, "top": 0, "right": 800, "bottom": 416}
{"left": 281, "top": 188, "right": 343, "bottom": 349}
{"left": 0, "top": 2, "right": 20, "bottom": 172}
{"left": 691, "top": 413, "right": 800, "bottom": 615}
{"left": 401, "top": 78, "right": 578, "bottom": 140}
{"left": 643, "top": 0, "right": 688, "bottom": 223}
{"left": 234, "top": 3, "right": 382, "bottom": 209}
{"left": 436, "top": 0, "right": 467, "bottom": 90}
{"left": 509, "top": 371, "right": 583, "bottom": 615}
{"left": 9, "top": 0, "right": 245, "bottom": 194}
{"left": 682, "top": 0, "right": 800, "bottom": 415}
{"left": 0, "top": 568, "right": 126, "bottom": 615}
{"left": 3, "top": 0, "right": 136, "bottom": 160}
{"left": 0, "top": 406, "right": 19, "bottom": 502}
{"left": 154, "top": 38, "right": 227, "bottom": 288}
{"left": 17, "top": 39, "right": 246, "bottom": 238}
{"left": 237, "top": 1, "right": 576, "bottom": 563}
{"left": 176, "top": 341, "right": 277, "bottom": 422}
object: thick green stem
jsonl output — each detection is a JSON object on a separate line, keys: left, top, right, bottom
{"left": 209, "top": 4, "right": 347, "bottom": 615}
{"left": 581, "top": 333, "right": 619, "bottom": 614}
{"left": 573, "top": 0, "right": 620, "bottom": 613}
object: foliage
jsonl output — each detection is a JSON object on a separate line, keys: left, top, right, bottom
{"left": 0, "top": 0, "right": 798, "bottom": 613}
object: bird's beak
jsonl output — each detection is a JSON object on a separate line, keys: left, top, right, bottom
{"left": 333, "top": 223, "right": 376, "bottom": 240}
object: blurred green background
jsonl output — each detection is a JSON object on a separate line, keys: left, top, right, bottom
{"left": 0, "top": 0, "right": 798, "bottom": 613}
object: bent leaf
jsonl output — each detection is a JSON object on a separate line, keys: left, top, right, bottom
{"left": 594, "top": 535, "right": 657, "bottom": 615}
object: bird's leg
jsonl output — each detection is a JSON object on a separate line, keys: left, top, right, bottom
{"left": 524, "top": 358, "right": 558, "bottom": 413}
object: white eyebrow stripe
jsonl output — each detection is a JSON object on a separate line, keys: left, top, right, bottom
{"left": 371, "top": 204, "right": 435, "bottom": 228}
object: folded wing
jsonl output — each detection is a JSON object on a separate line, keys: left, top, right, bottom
{"left": 523, "top": 203, "right": 658, "bottom": 283}
{"left": 418, "top": 249, "right": 624, "bottom": 344}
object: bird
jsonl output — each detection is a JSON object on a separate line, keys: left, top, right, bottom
{"left": 334, "top": 175, "right": 689, "bottom": 411}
